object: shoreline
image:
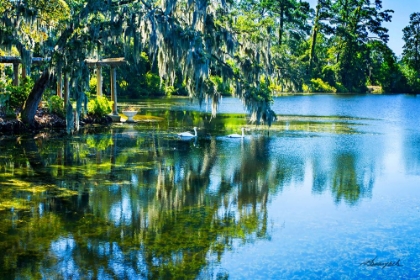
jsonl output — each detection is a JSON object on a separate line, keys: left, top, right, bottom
{"left": 0, "top": 108, "right": 112, "bottom": 135}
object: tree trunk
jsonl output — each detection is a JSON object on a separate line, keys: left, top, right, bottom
{"left": 20, "top": 70, "right": 51, "bottom": 126}
{"left": 309, "top": 1, "right": 321, "bottom": 74}
{"left": 278, "top": 5, "right": 285, "bottom": 47}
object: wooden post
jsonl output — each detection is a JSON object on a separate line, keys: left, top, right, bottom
{"left": 96, "top": 64, "right": 102, "bottom": 96}
{"left": 110, "top": 66, "right": 118, "bottom": 115}
{"left": 13, "top": 63, "right": 19, "bottom": 86}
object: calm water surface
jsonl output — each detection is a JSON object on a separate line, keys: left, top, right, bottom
{"left": 1, "top": 94, "right": 420, "bottom": 279}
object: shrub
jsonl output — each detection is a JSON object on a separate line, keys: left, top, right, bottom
{"left": 47, "top": 95, "right": 65, "bottom": 118}
{"left": 146, "top": 72, "right": 164, "bottom": 96}
{"left": 0, "top": 92, "right": 11, "bottom": 117}
{"left": 310, "top": 78, "right": 337, "bottom": 93}
{"left": 164, "top": 86, "right": 176, "bottom": 97}
{"left": 302, "top": 83, "right": 310, "bottom": 93}
{"left": 87, "top": 96, "right": 113, "bottom": 117}
{"left": 6, "top": 77, "right": 34, "bottom": 111}
{"left": 334, "top": 82, "right": 349, "bottom": 93}
{"left": 88, "top": 76, "right": 97, "bottom": 97}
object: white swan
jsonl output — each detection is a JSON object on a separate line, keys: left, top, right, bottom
{"left": 178, "top": 127, "right": 198, "bottom": 138}
{"left": 228, "top": 127, "right": 245, "bottom": 138}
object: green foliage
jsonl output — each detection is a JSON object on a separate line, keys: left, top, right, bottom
{"left": 47, "top": 95, "right": 65, "bottom": 118}
{"left": 400, "top": 64, "right": 420, "bottom": 93}
{"left": 3, "top": 0, "right": 420, "bottom": 129}
{"left": 0, "top": 87, "right": 11, "bottom": 116}
{"left": 6, "top": 77, "right": 34, "bottom": 111}
{"left": 145, "top": 72, "right": 163, "bottom": 96}
{"left": 308, "top": 78, "right": 337, "bottom": 93}
{"left": 366, "top": 41, "right": 406, "bottom": 93}
{"left": 164, "top": 86, "right": 176, "bottom": 97}
{"left": 400, "top": 12, "right": 420, "bottom": 93}
{"left": 0, "top": 79, "right": 8, "bottom": 99}
{"left": 103, "top": 46, "right": 166, "bottom": 98}
{"left": 226, "top": 59, "right": 240, "bottom": 76}
{"left": 86, "top": 135, "right": 113, "bottom": 151}
{"left": 304, "top": 0, "right": 394, "bottom": 93}
{"left": 247, "top": 77, "right": 272, "bottom": 102}
{"left": 87, "top": 96, "right": 113, "bottom": 117}
{"left": 334, "top": 82, "right": 349, "bottom": 94}
{"left": 0, "top": 91, "right": 9, "bottom": 105}
{"left": 402, "top": 13, "right": 420, "bottom": 72}
{"left": 260, "top": 0, "right": 311, "bottom": 46}
{"left": 88, "top": 76, "right": 97, "bottom": 97}
{"left": 119, "top": 80, "right": 128, "bottom": 91}
{"left": 209, "top": 76, "right": 232, "bottom": 96}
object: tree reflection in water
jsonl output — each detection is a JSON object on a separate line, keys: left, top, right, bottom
{"left": 0, "top": 126, "right": 376, "bottom": 279}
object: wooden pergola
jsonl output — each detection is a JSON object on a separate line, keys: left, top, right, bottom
{"left": 85, "top": 57, "right": 126, "bottom": 121}
{"left": 0, "top": 56, "right": 47, "bottom": 86}
{"left": 1, "top": 56, "right": 126, "bottom": 122}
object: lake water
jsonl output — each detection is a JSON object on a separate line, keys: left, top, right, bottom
{"left": 1, "top": 94, "right": 420, "bottom": 279}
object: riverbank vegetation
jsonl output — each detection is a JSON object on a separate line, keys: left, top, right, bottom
{"left": 0, "top": 0, "right": 419, "bottom": 131}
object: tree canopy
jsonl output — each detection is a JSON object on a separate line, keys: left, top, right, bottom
{"left": 1, "top": 0, "right": 419, "bottom": 130}
{"left": 403, "top": 12, "right": 420, "bottom": 72}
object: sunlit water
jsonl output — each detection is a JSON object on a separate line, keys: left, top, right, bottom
{"left": 1, "top": 94, "right": 420, "bottom": 279}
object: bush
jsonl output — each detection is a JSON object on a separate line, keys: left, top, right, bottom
{"left": 0, "top": 92, "right": 11, "bottom": 117}
{"left": 302, "top": 83, "right": 310, "bottom": 93}
{"left": 334, "top": 82, "right": 349, "bottom": 93}
{"left": 47, "top": 95, "right": 65, "bottom": 118}
{"left": 310, "top": 78, "right": 337, "bottom": 93}
{"left": 6, "top": 77, "right": 34, "bottom": 111}
{"left": 164, "top": 86, "right": 176, "bottom": 97}
{"left": 87, "top": 96, "right": 113, "bottom": 117}
{"left": 146, "top": 72, "right": 164, "bottom": 96}
{"left": 88, "top": 76, "right": 97, "bottom": 97}
{"left": 400, "top": 65, "right": 420, "bottom": 93}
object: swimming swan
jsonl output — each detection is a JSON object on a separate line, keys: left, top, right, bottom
{"left": 228, "top": 127, "right": 245, "bottom": 138}
{"left": 178, "top": 127, "right": 198, "bottom": 138}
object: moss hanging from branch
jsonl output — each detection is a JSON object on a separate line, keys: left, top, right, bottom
{"left": 4, "top": 0, "right": 277, "bottom": 128}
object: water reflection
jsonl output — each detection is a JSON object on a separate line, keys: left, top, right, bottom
{"left": 309, "top": 140, "right": 376, "bottom": 205}
{"left": 1, "top": 96, "right": 420, "bottom": 278}
{"left": 403, "top": 133, "right": 420, "bottom": 175}
{"left": 0, "top": 129, "right": 376, "bottom": 278}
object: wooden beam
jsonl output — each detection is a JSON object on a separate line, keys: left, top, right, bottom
{"left": 0, "top": 56, "right": 49, "bottom": 64}
{"left": 0, "top": 56, "right": 21, "bottom": 64}
{"left": 85, "top": 57, "right": 126, "bottom": 67}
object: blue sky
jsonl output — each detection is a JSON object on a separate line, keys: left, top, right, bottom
{"left": 306, "top": 0, "right": 416, "bottom": 57}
